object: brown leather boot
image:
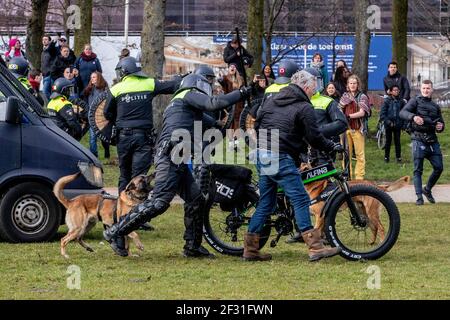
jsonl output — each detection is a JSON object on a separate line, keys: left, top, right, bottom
{"left": 242, "top": 233, "right": 272, "bottom": 261}
{"left": 302, "top": 229, "right": 341, "bottom": 262}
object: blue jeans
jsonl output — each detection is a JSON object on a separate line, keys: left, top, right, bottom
{"left": 89, "top": 127, "right": 98, "bottom": 157}
{"left": 412, "top": 140, "right": 443, "bottom": 196}
{"left": 248, "top": 150, "right": 313, "bottom": 234}
{"left": 43, "top": 76, "right": 52, "bottom": 100}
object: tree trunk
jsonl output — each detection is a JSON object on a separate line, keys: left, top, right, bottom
{"left": 141, "top": 0, "right": 166, "bottom": 131}
{"left": 26, "top": 0, "right": 50, "bottom": 70}
{"left": 247, "top": 0, "right": 264, "bottom": 80}
{"left": 392, "top": 0, "right": 408, "bottom": 75}
{"left": 74, "top": 0, "right": 93, "bottom": 55}
{"left": 352, "top": 0, "right": 371, "bottom": 93}
{"left": 141, "top": 0, "right": 166, "bottom": 78}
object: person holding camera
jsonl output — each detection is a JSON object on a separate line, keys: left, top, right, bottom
{"left": 400, "top": 80, "right": 445, "bottom": 205}
{"left": 223, "top": 36, "right": 253, "bottom": 77}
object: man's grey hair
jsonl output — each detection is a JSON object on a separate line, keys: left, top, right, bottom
{"left": 291, "top": 70, "right": 316, "bottom": 90}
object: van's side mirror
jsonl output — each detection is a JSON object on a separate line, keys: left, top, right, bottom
{"left": 5, "top": 96, "right": 21, "bottom": 124}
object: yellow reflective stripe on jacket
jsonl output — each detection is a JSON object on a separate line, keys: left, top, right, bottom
{"left": 47, "top": 97, "right": 72, "bottom": 112}
{"left": 311, "top": 92, "right": 333, "bottom": 110}
{"left": 265, "top": 83, "right": 289, "bottom": 94}
{"left": 19, "top": 77, "right": 32, "bottom": 90}
{"left": 110, "top": 76, "right": 155, "bottom": 97}
{"left": 171, "top": 89, "right": 191, "bottom": 102}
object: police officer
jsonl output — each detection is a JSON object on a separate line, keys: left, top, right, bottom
{"left": 249, "top": 59, "right": 299, "bottom": 118}
{"left": 103, "top": 73, "right": 251, "bottom": 258}
{"left": 8, "top": 57, "right": 44, "bottom": 104}
{"left": 47, "top": 77, "right": 82, "bottom": 140}
{"left": 286, "top": 68, "right": 348, "bottom": 244}
{"left": 400, "top": 80, "right": 445, "bottom": 206}
{"left": 104, "top": 56, "right": 181, "bottom": 194}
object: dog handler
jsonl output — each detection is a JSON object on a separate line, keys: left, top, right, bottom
{"left": 104, "top": 74, "right": 252, "bottom": 258}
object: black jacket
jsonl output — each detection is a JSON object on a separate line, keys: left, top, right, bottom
{"left": 380, "top": 96, "right": 405, "bottom": 129}
{"left": 223, "top": 42, "right": 254, "bottom": 76}
{"left": 255, "top": 84, "right": 335, "bottom": 163}
{"left": 400, "top": 95, "right": 445, "bottom": 143}
{"left": 158, "top": 88, "right": 243, "bottom": 145}
{"left": 383, "top": 72, "right": 411, "bottom": 102}
{"left": 50, "top": 54, "right": 77, "bottom": 80}
{"left": 104, "top": 76, "right": 181, "bottom": 130}
{"left": 41, "top": 41, "right": 58, "bottom": 77}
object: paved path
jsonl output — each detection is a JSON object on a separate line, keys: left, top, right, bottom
{"left": 105, "top": 185, "right": 450, "bottom": 204}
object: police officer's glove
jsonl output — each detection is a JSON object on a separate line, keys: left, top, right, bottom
{"left": 239, "top": 86, "right": 252, "bottom": 100}
{"left": 331, "top": 142, "right": 344, "bottom": 154}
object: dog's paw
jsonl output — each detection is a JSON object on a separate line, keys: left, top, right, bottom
{"left": 136, "top": 243, "right": 145, "bottom": 251}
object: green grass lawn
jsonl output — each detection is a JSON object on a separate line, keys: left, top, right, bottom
{"left": 90, "top": 109, "right": 450, "bottom": 188}
{"left": 1, "top": 203, "right": 449, "bottom": 300}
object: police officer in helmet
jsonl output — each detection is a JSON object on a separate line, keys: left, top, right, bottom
{"left": 8, "top": 57, "right": 44, "bottom": 104}
{"left": 47, "top": 77, "right": 82, "bottom": 140}
{"left": 104, "top": 73, "right": 252, "bottom": 258}
{"left": 249, "top": 59, "right": 299, "bottom": 119}
{"left": 104, "top": 56, "right": 181, "bottom": 194}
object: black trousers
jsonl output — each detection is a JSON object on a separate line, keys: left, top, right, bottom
{"left": 117, "top": 129, "right": 154, "bottom": 193}
{"left": 385, "top": 126, "right": 402, "bottom": 160}
{"left": 412, "top": 140, "right": 443, "bottom": 196}
{"left": 151, "top": 152, "right": 205, "bottom": 247}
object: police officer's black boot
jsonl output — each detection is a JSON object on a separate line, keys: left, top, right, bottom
{"left": 182, "top": 198, "right": 215, "bottom": 259}
{"left": 103, "top": 201, "right": 162, "bottom": 256}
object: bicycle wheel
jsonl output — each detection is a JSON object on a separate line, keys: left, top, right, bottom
{"left": 203, "top": 185, "right": 271, "bottom": 256}
{"left": 324, "top": 184, "right": 400, "bottom": 261}
{"left": 377, "top": 124, "right": 386, "bottom": 150}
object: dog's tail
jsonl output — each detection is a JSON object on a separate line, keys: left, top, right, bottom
{"left": 378, "top": 176, "right": 411, "bottom": 192}
{"left": 53, "top": 172, "right": 81, "bottom": 208}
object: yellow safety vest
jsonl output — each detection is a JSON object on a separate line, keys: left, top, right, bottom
{"left": 47, "top": 96, "right": 72, "bottom": 112}
{"left": 310, "top": 92, "right": 333, "bottom": 110}
{"left": 110, "top": 76, "right": 155, "bottom": 98}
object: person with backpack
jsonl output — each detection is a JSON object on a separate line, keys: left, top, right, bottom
{"left": 380, "top": 84, "right": 405, "bottom": 163}
{"left": 339, "top": 75, "right": 371, "bottom": 180}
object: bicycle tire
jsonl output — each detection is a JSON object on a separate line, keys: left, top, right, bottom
{"left": 377, "top": 126, "right": 386, "bottom": 150}
{"left": 324, "top": 184, "right": 400, "bottom": 261}
{"left": 203, "top": 185, "right": 271, "bottom": 256}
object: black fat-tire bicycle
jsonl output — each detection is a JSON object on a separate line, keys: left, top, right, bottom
{"left": 201, "top": 151, "right": 401, "bottom": 261}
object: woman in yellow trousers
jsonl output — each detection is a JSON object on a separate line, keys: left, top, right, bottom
{"left": 339, "top": 75, "right": 371, "bottom": 180}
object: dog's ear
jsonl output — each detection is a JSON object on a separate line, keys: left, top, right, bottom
{"left": 125, "top": 181, "right": 136, "bottom": 192}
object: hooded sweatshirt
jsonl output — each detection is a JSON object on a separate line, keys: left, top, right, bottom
{"left": 255, "top": 83, "right": 335, "bottom": 163}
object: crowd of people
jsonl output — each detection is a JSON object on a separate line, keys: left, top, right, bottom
{"left": 2, "top": 33, "right": 446, "bottom": 260}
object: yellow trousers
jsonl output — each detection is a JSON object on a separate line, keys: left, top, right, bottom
{"left": 346, "top": 129, "right": 366, "bottom": 180}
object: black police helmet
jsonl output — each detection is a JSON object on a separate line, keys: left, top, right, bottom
{"left": 115, "top": 56, "right": 147, "bottom": 80}
{"left": 8, "top": 57, "right": 29, "bottom": 78}
{"left": 50, "top": 77, "right": 74, "bottom": 99}
{"left": 194, "top": 65, "right": 215, "bottom": 84}
{"left": 177, "top": 74, "right": 212, "bottom": 97}
{"left": 275, "top": 59, "right": 299, "bottom": 84}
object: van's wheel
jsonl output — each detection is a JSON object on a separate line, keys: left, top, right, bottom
{"left": 0, "top": 182, "right": 61, "bottom": 242}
